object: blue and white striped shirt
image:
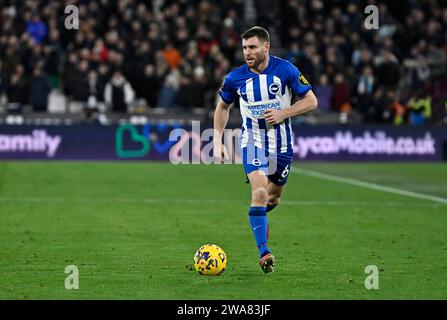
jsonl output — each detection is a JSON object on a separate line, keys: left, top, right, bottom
{"left": 219, "top": 55, "right": 312, "bottom": 154}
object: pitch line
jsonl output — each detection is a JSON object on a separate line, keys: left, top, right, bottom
{"left": 293, "top": 167, "right": 447, "bottom": 205}
{"left": 0, "top": 196, "right": 443, "bottom": 207}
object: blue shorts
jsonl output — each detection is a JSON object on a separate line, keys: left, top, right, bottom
{"left": 241, "top": 146, "right": 293, "bottom": 186}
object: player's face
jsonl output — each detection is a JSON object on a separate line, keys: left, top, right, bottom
{"left": 242, "top": 36, "right": 269, "bottom": 69}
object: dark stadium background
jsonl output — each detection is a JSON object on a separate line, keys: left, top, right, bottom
{"left": 0, "top": 0, "right": 446, "bottom": 127}
{"left": 0, "top": 0, "right": 447, "bottom": 302}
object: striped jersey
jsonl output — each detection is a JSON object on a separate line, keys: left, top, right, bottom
{"left": 218, "top": 55, "right": 312, "bottom": 154}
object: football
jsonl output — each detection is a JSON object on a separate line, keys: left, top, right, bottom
{"left": 193, "top": 244, "right": 227, "bottom": 275}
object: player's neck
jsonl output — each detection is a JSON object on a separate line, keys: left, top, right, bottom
{"left": 250, "top": 55, "right": 270, "bottom": 74}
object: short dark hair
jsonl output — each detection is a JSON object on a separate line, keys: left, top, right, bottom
{"left": 241, "top": 26, "right": 270, "bottom": 43}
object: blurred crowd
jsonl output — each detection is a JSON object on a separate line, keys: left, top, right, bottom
{"left": 280, "top": 0, "right": 447, "bottom": 125}
{"left": 0, "top": 0, "right": 246, "bottom": 118}
{"left": 0, "top": 0, "right": 446, "bottom": 125}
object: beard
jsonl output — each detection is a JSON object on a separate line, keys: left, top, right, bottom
{"left": 247, "top": 52, "right": 266, "bottom": 69}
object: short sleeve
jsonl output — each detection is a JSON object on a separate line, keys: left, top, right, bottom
{"left": 286, "top": 63, "right": 312, "bottom": 97}
{"left": 218, "top": 75, "right": 237, "bottom": 104}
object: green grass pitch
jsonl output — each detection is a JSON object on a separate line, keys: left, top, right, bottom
{"left": 0, "top": 161, "right": 446, "bottom": 299}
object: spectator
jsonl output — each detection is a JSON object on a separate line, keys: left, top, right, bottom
{"left": 96, "top": 64, "right": 110, "bottom": 103}
{"left": 30, "top": 67, "right": 52, "bottom": 112}
{"left": 403, "top": 46, "right": 431, "bottom": 89}
{"left": 157, "top": 69, "right": 181, "bottom": 108}
{"left": 196, "top": 24, "right": 218, "bottom": 57}
{"left": 86, "top": 70, "right": 101, "bottom": 109}
{"left": 331, "top": 73, "right": 351, "bottom": 113}
{"left": 352, "top": 48, "right": 373, "bottom": 73}
{"left": 138, "top": 64, "right": 160, "bottom": 108}
{"left": 84, "top": 70, "right": 101, "bottom": 121}
{"left": 91, "top": 39, "right": 109, "bottom": 64}
{"left": 0, "top": 60, "right": 5, "bottom": 99}
{"left": 407, "top": 90, "right": 432, "bottom": 125}
{"left": 364, "top": 88, "right": 387, "bottom": 123}
{"left": 44, "top": 29, "right": 63, "bottom": 87}
{"left": 313, "top": 73, "right": 333, "bottom": 111}
{"left": 427, "top": 42, "right": 447, "bottom": 77}
{"left": 191, "top": 66, "right": 207, "bottom": 108}
{"left": 354, "top": 65, "right": 375, "bottom": 113}
{"left": 62, "top": 52, "right": 78, "bottom": 99}
{"left": 287, "top": 43, "right": 314, "bottom": 82}
{"left": 219, "top": 17, "right": 239, "bottom": 61}
{"left": 163, "top": 42, "right": 181, "bottom": 69}
{"left": 177, "top": 66, "right": 207, "bottom": 109}
{"left": 71, "top": 60, "right": 90, "bottom": 111}
{"left": 286, "top": 42, "right": 301, "bottom": 66}
{"left": 374, "top": 49, "right": 400, "bottom": 89}
{"left": 104, "top": 70, "right": 135, "bottom": 113}
{"left": 386, "top": 90, "right": 407, "bottom": 125}
{"left": 5, "top": 68, "right": 27, "bottom": 114}
{"left": 26, "top": 14, "right": 47, "bottom": 45}
{"left": 356, "top": 66, "right": 375, "bottom": 97}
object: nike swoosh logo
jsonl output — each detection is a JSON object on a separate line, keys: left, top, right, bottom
{"left": 253, "top": 225, "right": 262, "bottom": 231}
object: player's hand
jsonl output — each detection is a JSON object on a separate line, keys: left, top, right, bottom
{"left": 264, "top": 109, "right": 286, "bottom": 124}
{"left": 213, "top": 143, "right": 230, "bottom": 163}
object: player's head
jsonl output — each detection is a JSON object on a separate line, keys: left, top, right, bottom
{"left": 241, "top": 26, "right": 270, "bottom": 69}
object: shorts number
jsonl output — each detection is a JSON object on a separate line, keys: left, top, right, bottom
{"left": 281, "top": 165, "right": 290, "bottom": 178}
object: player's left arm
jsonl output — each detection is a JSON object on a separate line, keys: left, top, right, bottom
{"left": 264, "top": 90, "right": 318, "bottom": 124}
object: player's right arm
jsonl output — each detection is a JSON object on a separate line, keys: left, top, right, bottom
{"left": 213, "top": 99, "right": 231, "bottom": 163}
{"left": 214, "top": 75, "right": 236, "bottom": 163}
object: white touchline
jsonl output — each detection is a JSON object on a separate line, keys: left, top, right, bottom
{"left": 0, "top": 196, "right": 442, "bottom": 207}
{"left": 293, "top": 167, "right": 447, "bottom": 205}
